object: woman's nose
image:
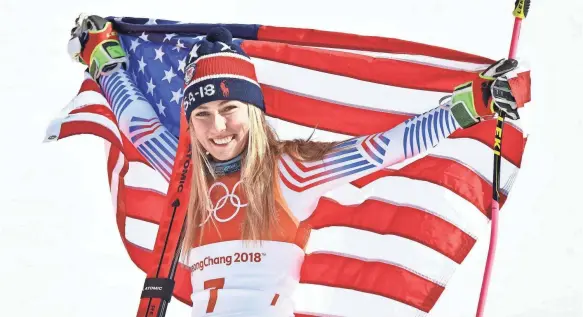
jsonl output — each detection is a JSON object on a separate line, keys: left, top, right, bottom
{"left": 212, "top": 114, "right": 227, "bottom": 132}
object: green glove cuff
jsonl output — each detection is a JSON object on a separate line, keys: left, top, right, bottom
{"left": 88, "top": 40, "right": 127, "bottom": 79}
{"left": 451, "top": 81, "right": 480, "bottom": 128}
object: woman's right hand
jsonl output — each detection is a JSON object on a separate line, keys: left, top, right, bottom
{"left": 68, "top": 14, "right": 128, "bottom": 80}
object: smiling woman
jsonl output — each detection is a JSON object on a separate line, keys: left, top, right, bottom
{"left": 67, "top": 16, "right": 531, "bottom": 317}
{"left": 171, "top": 26, "right": 530, "bottom": 316}
{"left": 190, "top": 100, "right": 251, "bottom": 161}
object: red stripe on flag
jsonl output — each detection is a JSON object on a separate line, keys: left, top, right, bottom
{"left": 68, "top": 103, "right": 151, "bottom": 166}
{"left": 108, "top": 144, "right": 166, "bottom": 314}
{"left": 262, "top": 85, "right": 524, "bottom": 167}
{"left": 109, "top": 144, "right": 195, "bottom": 307}
{"left": 307, "top": 198, "right": 476, "bottom": 264}
{"left": 451, "top": 121, "right": 526, "bottom": 167}
{"left": 256, "top": 26, "right": 495, "bottom": 65}
{"left": 173, "top": 264, "right": 194, "bottom": 305}
{"left": 194, "top": 55, "right": 258, "bottom": 82}
{"left": 263, "top": 83, "right": 409, "bottom": 133}
{"left": 300, "top": 253, "right": 444, "bottom": 313}
{"left": 59, "top": 120, "right": 123, "bottom": 150}
{"left": 106, "top": 144, "right": 120, "bottom": 185}
{"left": 70, "top": 104, "right": 117, "bottom": 123}
{"left": 124, "top": 186, "right": 166, "bottom": 224}
{"left": 242, "top": 41, "right": 481, "bottom": 92}
{"left": 351, "top": 156, "right": 508, "bottom": 218}
{"left": 124, "top": 240, "right": 154, "bottom": 273}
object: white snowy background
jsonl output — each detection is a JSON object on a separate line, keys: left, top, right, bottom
{"left": 1, "top": 0, "right": 582, "bottom": 316}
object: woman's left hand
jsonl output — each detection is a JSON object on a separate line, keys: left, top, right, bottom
{"left": 450, "top": 58, "right": 531, "bottom": 128}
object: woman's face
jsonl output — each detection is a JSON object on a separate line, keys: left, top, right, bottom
{"left": 190, "top": 100, "right": 250, "bottom": 161}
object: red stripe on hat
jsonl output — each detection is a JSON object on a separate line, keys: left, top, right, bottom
{"left": 193, "top": 55, "right": 258, "bottom": 82}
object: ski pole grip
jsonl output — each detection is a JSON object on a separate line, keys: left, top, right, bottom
{"left": 513, "top": 0, "right": 531, "bottom": 19}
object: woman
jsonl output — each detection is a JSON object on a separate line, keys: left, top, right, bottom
{"left": 178, "top": 27, "right": 529, "bottom": 317}
{"left": 70, "top": 18, "right": 530, "bottom": 317}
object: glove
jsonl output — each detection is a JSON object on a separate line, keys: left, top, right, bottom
{"left": 450, "top": 58, "right": 531, "bottom": 128}
{"left": 68, "top": 14, "right": 128, "bottom": 80}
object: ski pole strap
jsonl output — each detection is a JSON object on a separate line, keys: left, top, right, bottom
{"left": 140, "top": 278, "right": 176, "bottom": 302}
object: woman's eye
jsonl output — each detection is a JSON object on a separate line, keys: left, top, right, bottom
{"left": 195, "top": 111, "right": 209, "bottom": 117}
{"left": 222, "top": 106, "right": 237, "bottom": 112}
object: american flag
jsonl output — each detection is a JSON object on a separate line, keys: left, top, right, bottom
{"left": 45, "top": 17, "right": 527, "bottom": 316}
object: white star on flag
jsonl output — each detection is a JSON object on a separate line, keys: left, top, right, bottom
{"left": 156, "top": 99, "right": 166, "bottom": 116}
{"left": 129, "top": 38, "right": 141, "bottom": 52}
{"left": 138, "top": 57, "right": 147, "bottom": 73}
{"left": 173, "top": 39, "right": 186, "bottom": 52}
{"left": 139, "top": 32, "right": 149, "bottom": 42}
{"left": 164, "top": 33, "right": 177, "bottom": 42}
{"left": 145, "top": 18, "right": 157, "bottom": 25}
{"left": 146, "top": 77, "right": 156, "bottom": 95}
{"left": 189, "top": 44, "right": 200, "bottom": 59}
{"left": 170, "top": 88, "right": 183, "bottom": 105}
{"left": 177, "top": 57, "right": 187, "bottom": 73}
{"left": 154, "top": 46, "right": 165, "bottom": 62}
{"left": 219, "top": 42, "right": 232, "bottom": 51}
{"left": 162, "top": 67, "right": 177, "bottom": 83}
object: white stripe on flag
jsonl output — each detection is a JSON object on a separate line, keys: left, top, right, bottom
{"left": 60, "top": 112, "right": 123, "bottom": 143}
{"left": 125, "top": 216, "right": 158, "bottom": 251}
{"left": 43, "top": 90, "right": 112, "bottom": 142}
{"left": 108, "top": 143, "right": 125, "bottom": 215}
{"left": 124, "top": 161, "right": 169, "bottom": 195}
{"left": 323, "top": 177, "right": 489, "bottom": 239}
{"left": 318, "top": 46, "right": 491, "bottom": 71}
{"left": 266, "top": 117, "right": 352, "bottom": 143}
{"left": 67, "top": 90, "right": 110, "bottom": 112}
{"left": 426, "top": 138, "right": 519, "bottom": 194}
{"left": 293, "top": 283, "right": 426, "bottom": 317}
{"left": 306, "top": 226, "right": 456, "bottom": 286}
{"left": 252, "top": 57, "right": 448, "bottom": 115}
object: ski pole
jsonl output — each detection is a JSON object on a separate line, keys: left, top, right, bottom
{"left": 475, "top": 1, "right": 531, "bottom": 316}
{"left": 136, "top": 107, "right": 193, "bottom": 317}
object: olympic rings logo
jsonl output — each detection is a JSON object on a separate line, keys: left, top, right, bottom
{"left": 201, "top": 180, "right": 247, "bottom": 225}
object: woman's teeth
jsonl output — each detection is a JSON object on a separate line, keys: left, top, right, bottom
{"left": 212, "top": 136, "right": 233, "bottom": 145}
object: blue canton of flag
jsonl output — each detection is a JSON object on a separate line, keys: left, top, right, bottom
{"left": 114, "top": 18, "right": 249, "bottom": 137}
{"left": 93, "top": 17, "right": 255, "bottom": 181}
{"left": 118, "top": 30, "right": 199, "bottom": 137}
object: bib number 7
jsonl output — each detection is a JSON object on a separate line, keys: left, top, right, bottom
{"left": 203, "top": 277, "right": 280, "bottom": 312}
{"left": 204, "top": 278, "right": 225, "bottom": 313}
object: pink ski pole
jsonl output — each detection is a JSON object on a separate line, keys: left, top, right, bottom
{"left": 475, "top": 1, "right": 531, "bottom": 316}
